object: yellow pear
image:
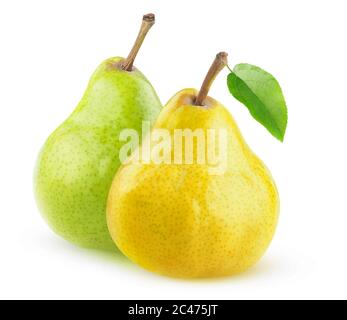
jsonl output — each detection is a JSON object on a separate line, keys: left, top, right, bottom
{"left": 107, "top": 53, "right": 280, "bottom": 278}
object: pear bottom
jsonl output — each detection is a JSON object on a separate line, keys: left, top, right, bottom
{"left": 35, "top": 126, "right": 119, "bottom": 251}
{"left": 108, "top": 163, "right": 279, "bottom": 279}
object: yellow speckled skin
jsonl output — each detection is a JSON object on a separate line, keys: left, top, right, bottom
{"left": 107, "top": 89, "right": 280, "bottom": 278}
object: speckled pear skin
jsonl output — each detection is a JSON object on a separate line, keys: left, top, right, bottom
{"left": 107, "top": 89, "right": 279, "bottom": 277}
{"left": 34, "top": 57, "right": 162, "bottom": 251}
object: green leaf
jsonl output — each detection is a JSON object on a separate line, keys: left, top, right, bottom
{"left": 227, "top": 64, "right": 288, "bottom": 142}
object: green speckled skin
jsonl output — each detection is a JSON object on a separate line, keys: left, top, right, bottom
{"left": 34, "top": 57, "right": 162, "bottom": 251}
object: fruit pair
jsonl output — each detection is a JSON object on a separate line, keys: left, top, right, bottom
{"left": 35, "top": 14, "right": 280, "bottom": 278}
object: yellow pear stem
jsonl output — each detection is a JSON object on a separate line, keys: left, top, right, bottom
{"left": 195, "top": 52, "right": 228, "bottom": 106}
{"left": 121, "top": 14, "right": 155, "bottom": 72}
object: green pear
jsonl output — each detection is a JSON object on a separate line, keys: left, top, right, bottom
{"left": 34, "top": 14, "right": 162, "bottom": 251}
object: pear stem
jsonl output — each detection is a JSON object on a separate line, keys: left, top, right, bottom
{"left": 121, "top": 14, "right": 155, "bottom": 72}
{"left": 195, "top": 52, "right": 228, "bottom": 106}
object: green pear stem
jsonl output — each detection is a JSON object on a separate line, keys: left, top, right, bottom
{"left": 121, "top": 14, "right": 155, "bottom": 71}
{"left": 195, "top": 52, "right": 228, "bottom": 106}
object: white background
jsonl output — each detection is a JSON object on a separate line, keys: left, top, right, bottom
{"left": 0, "top": 0, "right": 346, "bottom": 300}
